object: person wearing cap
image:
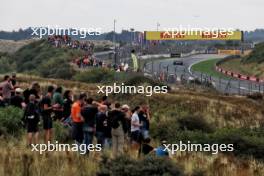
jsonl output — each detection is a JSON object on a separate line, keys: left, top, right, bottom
{"left": 10, "top": 88, "right": 26, "bottom": 109}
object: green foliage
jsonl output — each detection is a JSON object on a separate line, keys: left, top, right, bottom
{"left": 53, "top": 121, "right": 72, "bottom": 143}
{"left": 177, "top": 115, "right": 214, "bottom": 133}
{"left": 98, "top": 155, "right": 184, "bottom": 176}
{"left": 0, "top": 106, "right": 24, "bottom": 138}
{"left": 242, "top": 42, "right": 264, "bottom": 63}
{"left": 125, "top": 75, "right": 169, "bottom": 88}
{"left": 73, "top": 68, "right": 115, "bottom": 83}
{"left": 11, "top": 39, "right": 82, "bottom": 79}
{"left": 0, "top": 56, "right": 16, "bottom": 74}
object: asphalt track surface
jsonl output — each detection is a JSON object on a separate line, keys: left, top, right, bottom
{"left": 145, "top": 54, "right": 264, "bottom": 94}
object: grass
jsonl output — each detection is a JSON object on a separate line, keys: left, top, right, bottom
{"left": 220, "top": 58, "right": 264, "bottom": 78}
{"left": 1, "top": 74, "right": 264, "bottom": 175}
{"left": 191, "top": 59, "right": 231, "bottom": 79}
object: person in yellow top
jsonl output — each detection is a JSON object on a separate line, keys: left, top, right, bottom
{"left": 131, "top": 49, "right": 138, "bottom": 72}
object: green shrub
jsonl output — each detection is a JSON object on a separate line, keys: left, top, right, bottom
{"left": 0, "top": 55, "right": 16, "bottom": 74}
{"left": 38, "top": 57, "right": 76, "bottom": 79}
{"left": 177, "top": 115, "right": 214, "bottom": 133}
{"left": 0, "top": 106, "right": 24, "bottom": 138}
{"left": 74, "top": 68, "right": 115, "bottom": 83}
{"left": 125, "top": 75, "right": 169, "bottom": 89}
{"left": 53, "top": 121, "right": 72, "bottom": 143}
{"left": 98, "top": 155, "right": 184, "bottom": 176}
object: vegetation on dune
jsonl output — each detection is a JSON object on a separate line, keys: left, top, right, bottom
{"left": 0, "top": 106, "right": 24, "bottom": 138}
{"left": 12, "top": 39, "right": 81, "bottom": 79}
{"left": 219, "top": 42, "right": 264, "bottom": 78}
{"left": 98, "top": 155, "right": 183, "bottom": 176}
{"left": 242, "top": 42, "right": 264, "bottom": 64}
{"left": 0, "top": 75, "right": 264, "bottom": 175}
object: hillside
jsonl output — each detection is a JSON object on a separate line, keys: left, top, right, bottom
{"left": 0, "top": 74, "right": 264, "bottom": 175}
{"left": 242, "top": 42, "right": 264, "bottom": 63}
{"left": 0, "top": 39, "right": 38, "bottom": 53}
{"left": 219, "top": 42, "right": 264, "bottom": 78}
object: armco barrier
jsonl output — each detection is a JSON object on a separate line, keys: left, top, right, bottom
{"left": 215, "top": 58, "right": 264, "bottom": 83}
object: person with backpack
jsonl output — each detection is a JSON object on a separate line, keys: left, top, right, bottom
{"left": 40, "top": 86, "right": 54, "bottom": 144}
{"left": 108, "top": 103, "right": 128, "bottom": 158}
{"left": 23, "top": 94, "right": 40, "bottom": 146}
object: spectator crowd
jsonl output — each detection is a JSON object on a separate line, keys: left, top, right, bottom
{"left": 48, "top": 35, "right": 132, "bottom": 72}
{"left": 0, "top": 74, "right": 169, "bottom": 158}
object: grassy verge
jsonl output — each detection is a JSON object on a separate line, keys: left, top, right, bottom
{"left": 191, "top": 59, "right": 230, "bottom": 79}
{"left": 220, "top": 58, "right": 264, "bottom": 78}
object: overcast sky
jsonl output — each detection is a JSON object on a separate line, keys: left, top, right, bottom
{"left": 0, "top": 0, "right": 263, "bottom": 32}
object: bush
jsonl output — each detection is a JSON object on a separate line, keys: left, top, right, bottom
{"left": 0, "top": 106, "right": 24, "bottom": 138}
{"left": 53, "top": 121, "right": 72, "bottom": 143}
{"left": 38, "top": 57, "right": 76, "bottom": 79}
{"left": 98, "top": 155, "right": 184, "bottom": 176}
{"left": 0, "top": 55, "right": 16, "bottom": 74}
{"left": 177, "top": 115, "right": 214, "bottom": 133}
{"left": 125, "top": 75, "right": 169, "bottom": 88}
{"left": 247, "top": 92, "right": 263, "bottom": 100}
{"left": 74, "top": 68, "right": 115, "bottom": 83}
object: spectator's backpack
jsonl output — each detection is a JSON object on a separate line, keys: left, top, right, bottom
{"left": 23, "top": 103, "right": 40, "bottom": 124}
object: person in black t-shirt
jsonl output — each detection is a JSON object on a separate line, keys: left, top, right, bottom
{"left": 24, "top": 82, "right": 41, "bottom": 104}
{"left": 139, "top": 138, "right": 154, "bottom": 157}
{"left": 95, "top": 105, "right": 107, "bottom": 148}
{"left": 63, "top": 90, "right": 73, "bottom": 119}
{"left": 40, "top": 86, "right": 54, "bottom": 143}
{"left": 23, "top": 94, "right": 40, "bottom": 146}
{"left": 10, "top": 88, "right": 25, "bottom": 109}
{"left": 81, "top": 97, "right": 98, "bottom": 153}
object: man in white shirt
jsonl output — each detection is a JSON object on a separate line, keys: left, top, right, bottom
{"left": 130, "top": 106, "right": 142, "bottom": 156}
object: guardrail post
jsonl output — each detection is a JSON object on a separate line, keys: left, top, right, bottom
{"left": 219, "top": 77, "right": 221, "bottom": 90}
{"left": 238, "top": 80, "right": 240, "bottom": 95}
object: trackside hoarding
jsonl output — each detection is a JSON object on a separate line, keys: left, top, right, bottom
{"left": 144, "top": 31, "right": 243, "bottom": 41}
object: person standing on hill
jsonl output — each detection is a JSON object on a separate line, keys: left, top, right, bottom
{"left": 62, "top": 90, "right": 73, "bottom": 121}
{"left": 81, "top": 97, "right": 98, "bottom": 155}
{"left": 95, "top": 105, "right": 108, "bottom": 148}
{"left": 52, "top": 87, "right": 64, "bottom": 121}
{"left": 23, "top": 94, "right": 40, "bottom": 146}
{"left": 71, "top": 93, "right": 86, "bottom": 145}
{"left": 10, "top": 88, "right": 26, "bottom": 109}
{"left": 40, "top": 86, "right": 54, "bottom": 144}
{"left": 131, "top": 49, "right": 139, "bottom": 72}
{"left": 108, "top": 103, "right": 128, "bottom": 157}
{"left": 0, "top": 75, "right": 14, "bottom": 106}
{"left": 24, "top": 82, "right": 41, "bottom": 104}
{"left": 130, "top": 106, "right": 142, "bottom": 157}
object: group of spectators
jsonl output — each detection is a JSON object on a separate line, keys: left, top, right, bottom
{"left": 73, "top": 55, "right": 104, "bottom": 68}
{"left": 0, "top": 74, "right": 169, "bottom": 158}
{"left": 48, "top": 35, "right": 95, "bottom": 54}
